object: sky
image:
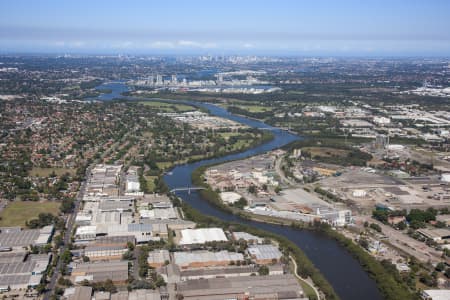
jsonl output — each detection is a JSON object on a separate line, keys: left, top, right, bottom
{"left": 1, "top": 0, "right": 450, "bottom": 56}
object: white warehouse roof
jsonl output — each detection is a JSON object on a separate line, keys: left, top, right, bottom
{"left": 174, "top": 250, "right": 243, "bottom": 267}
{"left": 179, "top": 228, "right": 227, "bottom": 245}
{"left": 422, "top": 289, "right": 450, "bottom": 300}
{"left": 248, "top": 244, "right": 282, "bottom": 261}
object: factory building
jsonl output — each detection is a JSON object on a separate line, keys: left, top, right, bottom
{"left": 247, "top": 244, "right": 283, "bottom": 265}
{"left": 174, "top": 250, "right": 244, "bottom": 269}
{"left": 0, "top": 225, "right": 54, "bottom": 249}
{"left": 176, "top": 274, "right": 307, "bottom": 300}
{"left": 71, "top": 260, "right": 128, "bottom": 284}
{"left": 0, "top": 252, "right": 52, "bottom": 291}
{"left": 83, "top": 245, "right": 128, "bottom": 261}
{"left": 178, "top": 228, "right": 228, "bottom": 245}
{"left": 147, "top": 249, "right": 170, "bottom": 268}
{"left": 180, "top": 264, "right": 284, "bottom": 281}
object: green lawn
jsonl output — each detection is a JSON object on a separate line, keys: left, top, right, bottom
{"left": 156, "top": 161, "right": 174, "bottom": 170}
{"left": 30, "top": 167, "right": 75, "bottom": 177}
{"left": 138, "top": 101, "right": 195, "bottom": 112}
{"left": 219, "top": 132, "right": 241, "bottom": 139}
{"left": 144, "top": 175, "right": 157, "bottom": 192}
{"left": 0, "top": 201, "right": 61, "bottom": 227}
{"left": 299, "top": 280, "right": 318, "bottom": 300}
{"left": 238, "top": 105, "right": 273, "bottom": 113}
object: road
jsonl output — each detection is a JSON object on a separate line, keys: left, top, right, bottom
{"left": 356, "top": 216, "right": 442, "bottom": 264}
{"left": 44, "top": 134, "right": 131, "bottom": 297}
{"left": 274, "top": 155, "right": 297, "bottom": 187}
{"left": 44, "top": 166, "right": 91, "bottom": 300}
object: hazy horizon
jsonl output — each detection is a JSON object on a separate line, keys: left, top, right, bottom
{"left": 1, "top": 0, "right": 450, "bottom": 56}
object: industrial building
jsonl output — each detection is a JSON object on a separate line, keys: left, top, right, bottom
{"left": 178, "top": 228, "right": 228, "bottom": 245}
{"left": 110, "top": 289, "right": 162, "bottom": 300}
{"left": 421, "top": 289, "right": 450, "bottom": 300}
{"left": 231, "top": 231, "right": 263, "bottom": 244}
{"left": 63, "top": 286, "right": 93, "bottom": 300}
{"left": 0, "top": 252, "right": 51, "bottom": 290}
{"left": 92, "top": 235, "right": 135, "bottom": 247}
{"left": 176, "top": 274, "right": 307, "bottom": 300}
{"left": 71, "top": 260, "right": 128, "bottom": 284}
{"left": 107, "top": 223, "right": 168, "bottom": 243}
{"left": 139, "top": 207, "right": 178, "bottom": 220}
{"left": 174, "top": 250, "right": 244, "bottom": 269}
{"left": 248, "top": 244, "right": 283, "bottom": 264}
{"left": 75, "top": 225, "right": 97, "bottom": 241}
{"left": 416, "top": 228, "right": 450, "bottom": 242}
{"left": 0, "top": 225, "right": 54, "bottom": 248}
{"left": 83, "top": 245, "right": 128, "bottom": 261}
{"left": 147, "top": 249, "right": 170, "bottom": 268}
{"left": 180, "top": 264, "right": 283, "bottom": 281}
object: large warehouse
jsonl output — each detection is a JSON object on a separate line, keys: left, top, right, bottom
{"left": 174, "top": 250, "right": 244, "bottom": 269}
{"left": 178, "top": 228, "right": 228, "bottom": 245}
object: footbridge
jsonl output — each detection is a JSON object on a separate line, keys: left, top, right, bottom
{"left": 169, "top": 186, "right": 206, "bottom": 194}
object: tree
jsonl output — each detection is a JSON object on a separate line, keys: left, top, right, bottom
{"left": 60, "top": 197, "right": 75, "bottom": 214}
{"left": 258, "top": 265, "right": 269, "bottom": 276}
{"left": 274, "top": 186, "right": 282, "bottom": 194}
{"left": 102, "top": 279, "right": 117, "bottom": 293}
{"left": 248, "top": 185, "right": 257, "bottom": 194}
{"left": 435, "top": 262, "right": 446, "bottom": 272}
{"left": 396, "top": 221, "right": 407, "bottom": 230}
{"left": 122, "top": 250, "right": 134, "bottom": 260}
{"left": 234, "top": 197, "right": 248, "bottom": 209}
{"left": 155, "top": 275, "right": 166, "bottom": 287}
{"left": 369, "top": 223, "right": 382, "bottom": 233}
{"left": 61, "top": 249, "right": 72, "bottom": 265}
{"left": 54, "top": 234, "right": 63, "bottom": 248}
{"left": 445, "top": 268, "right": 450, "bottom": 278}
{"left": 358, "top": 238, "right": 369, "bottom": 250}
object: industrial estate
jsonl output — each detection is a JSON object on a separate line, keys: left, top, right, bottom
{"left": 1, "top": 2, "right": 450, "bottom": 299}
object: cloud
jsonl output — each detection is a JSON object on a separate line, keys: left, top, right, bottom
{"left": 242, "top": 43, "right": 254, "bottom": 48}
{"left": 148, "top": 40, "right": 217, "bottom": 49}
{"left": 177, "top": 40, "right": 217, "bottom": 48}
{"left": 149, "top": 41, "right": 175, "bottom": 49}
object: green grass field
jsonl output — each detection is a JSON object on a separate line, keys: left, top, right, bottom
{"left": 303, "top": 146, "right": 350, "bottom": 158}
{"left": 218, "top": 132, "right": 241, "bottom": 139}
{"left": 30, "top": 167, "right": 75, "bottom": 177}
{"left": 138, "top": 101, "right": 195, "bottom": 112}
{"left": 238, "top": 105, "right": 273, "bottom": 113}
{"left": 0, "top": 201, "right": 61, "bottom": 227}
{"left": 156, "top": 161, "right": 174, "bottom": 170}
{"left": 144, "top": 175, "right": 157, "bottom": 192}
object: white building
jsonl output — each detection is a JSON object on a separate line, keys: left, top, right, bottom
{"left": 421, "top": 289, "right": 450, "bottom": 300}
{"left": 441, "top": 174, "right": 450, "bottom": 183}
{"left": 179, "top": 228, "right": 228, "bottom": 245}
{"left": 75, "top": 226, "right": 97, "bottom": 241}
{"left": 373, "top": 116, "right": 391, "bottom": 125}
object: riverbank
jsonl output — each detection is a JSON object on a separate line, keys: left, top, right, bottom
{"left": 189, "top": 165, "right": 339, "bottom": 300}
{"left": 157, "top": 100, "right": 383, "bottom": 300}
{"left": 191, "top": 163, "right": 419, "bottom": 300}
{"left": 179, "top": 199, "right": 340, "bottom": 300}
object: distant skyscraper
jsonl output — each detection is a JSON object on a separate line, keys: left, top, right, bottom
{"left": 156, "top": 74, "right": 163, "bottom": 85}
{"left": 171, "top": 74, "right": 177, "bottom": 84}
{"left": 147, "top": 75, "right": 154, "bottom": 86}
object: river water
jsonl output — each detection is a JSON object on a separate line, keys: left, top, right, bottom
{"left": 95, "top": 83, "right": 383, "bottom": 300}
{"left": 163, "top": 103, "right": 382, "bottom": 300}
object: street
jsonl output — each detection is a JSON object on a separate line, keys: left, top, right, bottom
{"left": 355, "top": 215, "right": 442, "bottom": 264}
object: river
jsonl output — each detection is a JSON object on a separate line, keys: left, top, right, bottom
{"left": 95, "top": 83, "right": 383, "bottom": 300}
{"left": 163, "top": 102, "right": 383, "bottom": 300}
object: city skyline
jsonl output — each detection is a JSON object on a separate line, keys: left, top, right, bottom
{"left": 1, "top": 0, "right": 450, "bottom": 56}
